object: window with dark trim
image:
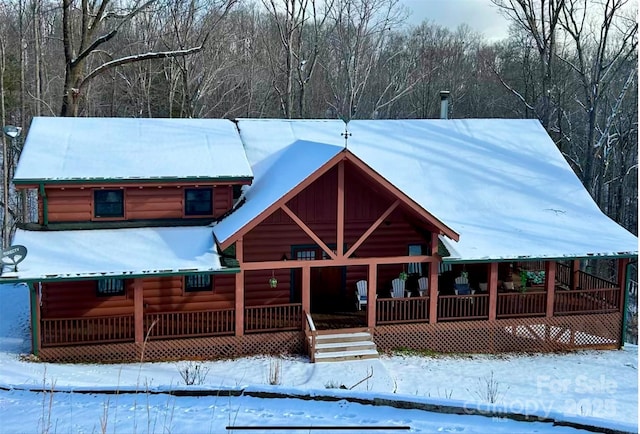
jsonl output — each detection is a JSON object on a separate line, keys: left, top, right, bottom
{"left": 184, "top": 188, "right": 213, "bottom": 216}
{"left": 97, "top": 279, "right": 125, "bottom": 297}
{"left": 94, "top": 190, "right": 124, "bottom": 218}
{"left": 185, "top": 274, "right": 212, "bottom": 292}
{"left": 408, "top": 244, "right": 427, "bottom": 276}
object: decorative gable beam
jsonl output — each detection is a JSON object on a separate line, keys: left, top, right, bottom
{"left": 345, "top": 200, "right": 400, "bottom": 258}
{"left": 218, "top": 151, "right": 346, "bottom": 250}
{"left": 281, "top": 204, "right": 337, "bottom": 260}
{"left": 343, "top": 153, "right": 459, "bottom": 242}
{"left": 337, "top": 161, "right": 345, "bottom": 257}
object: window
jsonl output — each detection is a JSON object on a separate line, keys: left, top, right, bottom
{"left": 94, "top": 190, "right": 124, "bottom": 218}
{"left": 408, "top": 244, "right": 427, "bottom": 275}
{"left": 97, "top": 279, "right": 125, "bottom": 297}
{"left": 185, "top": 188, "right": 213, "bottom": 216}
{"left": 296, "top": 250, "right": 316, "bottom": 261}
{"left": 185, "top": 274, "right": 212, "bottom": 292}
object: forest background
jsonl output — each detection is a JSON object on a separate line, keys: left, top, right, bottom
{"left": 0, "top": 0, "right": 637, "bottom": 252}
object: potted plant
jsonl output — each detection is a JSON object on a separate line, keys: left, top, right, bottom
{"left": 269, "top": 271, "right": 278, "bottom": 288}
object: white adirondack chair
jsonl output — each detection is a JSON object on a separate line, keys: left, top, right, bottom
{"left": 418, "top": 276, "right": 428, "bottom": 297}
{"left": 390, "top": 278, "right": 406, "bottom": 298}
{"left": 355, "top": 280, "right": 368, "bottom": 310}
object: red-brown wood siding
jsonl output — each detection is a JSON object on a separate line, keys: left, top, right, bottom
{"left": 41, "top": 280, "right": 135, "bottom": 318}
{"left": 40, "top": 275, "right": 235, "bottom": 319}
{"left": 244, "top": 270, "right": 292, "bottom": 306}
{"left": 142, "top": 275, "right": 235, "bottom": 313}
{"left": 243, "top": 161, "right": 434, "bottom": 301}
{"left": 126, "top": 188, "right": 183, "bottom": 220}
{"left": 46, "top": 188, "right": 94, "bottom": 222}
{"left": 41, "top": 184, "right": 235, "bottom": 223}
{"left": 214, "top": 185, "right": 233, "bottom": 217}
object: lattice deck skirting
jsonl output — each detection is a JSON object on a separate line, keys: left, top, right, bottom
{"left": 374, "top": 313, "right": 622, "bottom": 354}
{"left": 38, "top": 331, "right": 304, "bottom": 363}
{"left": 37, "top": 314, "right": 621, "bottom": 363}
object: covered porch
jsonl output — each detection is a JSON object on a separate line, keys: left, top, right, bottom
{"left": 35, "top": 257, "right": 630, "bottom": 361}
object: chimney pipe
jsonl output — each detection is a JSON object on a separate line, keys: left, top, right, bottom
{"left": 439, "top": 91, "right": 450, "bottom": 120}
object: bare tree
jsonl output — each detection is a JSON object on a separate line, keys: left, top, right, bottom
{"left": 491, "top": 0, "right": 565, "bottom": 127}
{"left": 1, "top": 28, "right": 8, "bottom": 248}
{"left": 262, "top": 0, "right": 331, "bottom": 118}
{"left": 556, "top": 0, "right": 637, "bottom": 198}
{"left": 322, "top": 0, "right": 407, "bottom": 120}
{"left": 59, "top": 0, "right": 221, "bottom": 117}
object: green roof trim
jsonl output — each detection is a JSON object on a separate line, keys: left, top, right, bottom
{"left": 19, "top": 218, "right": 217, "bottom": 231}
{"left": 0, "top": 268, "right": 240, "bottom": 285}
{"left": 13, "top": 176, "right": 253, "bottom": 186}
{"left": 442, "top": 253, "right": 638, "bottom": 264}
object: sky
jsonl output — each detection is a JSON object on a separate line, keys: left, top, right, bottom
{"left": 400, "top": 0, "right": 511, "bottom": 40}
{"left": 0, "top": 282, "right": 637, "bottom": 433}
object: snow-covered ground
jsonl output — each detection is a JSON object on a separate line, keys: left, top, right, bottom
{"left": 0, "top": 283, "right": 637, "bottom": 433}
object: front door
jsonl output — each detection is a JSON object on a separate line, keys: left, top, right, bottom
{"left": 291, "top": 246, "right": 345, "bottom": 314}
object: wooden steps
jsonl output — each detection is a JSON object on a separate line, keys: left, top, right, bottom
{"left": 312, "top": 330, "right": 379, "bottom": 363}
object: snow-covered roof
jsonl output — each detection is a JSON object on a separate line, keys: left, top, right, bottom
{"left": 216, "top": 119, "right": 637, "bottom": 261}
{"left": 2, "top": 226, "right": 226, "bottom": 281}
{"left": 13, "top": 117, "right": 252, "bottom": 183}
{"left": 213, "top": 139, "right": 343, "bottom": 244}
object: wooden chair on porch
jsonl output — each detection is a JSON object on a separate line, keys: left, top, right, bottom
{"left": 418, "top": 277, "right": 428, "bottom": 296}
{"left": 390, "top": 278, "right": 406, "bottom": 298}
{"left": 454, "top": 275, "right": 471, "bottom": 295}
{"left": 355, "top": 280, "right": 368, "bottom": 310}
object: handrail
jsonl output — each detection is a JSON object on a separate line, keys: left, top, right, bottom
{"left": 577, "top": 270, "right": 618, "bottom": 289}
{"left": 305, "top": 311, "right": 316, "bottom": 332}
{"left": 304, "top": 311, "right": 317, "bottom": 362}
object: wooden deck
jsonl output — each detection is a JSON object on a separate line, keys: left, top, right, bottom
{"left": 40, "top": 286, "right": 621, "bottom": 347}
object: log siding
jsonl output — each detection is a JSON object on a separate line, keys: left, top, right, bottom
{"left": 40, "top": 184, "right": 234, "bottom": 224}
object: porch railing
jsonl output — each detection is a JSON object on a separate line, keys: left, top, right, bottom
{"left": 144, "top": 309, "right": 235, "bottom": 339}
{"left": 244, "top": 303, "right": 302, "bottom": 333}
{"left": 304, "top": 311, "right": 317, "bottom": 362}
{"left": 497, "top": 292, "right": 546, "bottom": 318}
{"left": 438, "top": 293, "right": 489, "bottom": 321}
{"left": 376, "top": 297, "right": 429, "bottom": 324}
{"left": 555, "top": 287, "right": 620, "bottom": 315}
{"left": 577, "top": 271, "right": 618, "bottom": 290}
{"left": 41, "top": 315, "right": 134, "bottom": 347}
{"left": 556, "top": 262, "right": 572, "bottom": 287}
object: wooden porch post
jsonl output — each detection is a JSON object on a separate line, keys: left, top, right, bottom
{"left": 367, "top": 264, "right": 377, "bottom": 328}
{"left": 235, "top": 239, "right": 245, "bottom": 336}
{"left": 428, "top": 262, "right": 439, "bottom": 324}
{"left": 133, "top": 278, "right": 144, "bottom": 344}
{"left": 545, "top": 261, "right": 556, "bottom": 317}
{"left": 337, "top": 160, "right": 345, "bottom": 257}
{"left": 29, "top": 283, "right": 41, "bottom": 356}
{"left": 488, "top": 262, "right": 498, "bottom": 321}
{"left": 428, "top": 232, "right": 439, "bottom": 323}
{"left": 618, "top": 258, "right": 630, "bottom": 312}
{"left": 571, "top": 259, "right": 580, "bottom": 290}
{"left": 302, "top": 265, "right": 311, "bottom": 314}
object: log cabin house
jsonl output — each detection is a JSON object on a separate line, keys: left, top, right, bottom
{"left": 2, "top": 116, "right": 637, "bottom": 363}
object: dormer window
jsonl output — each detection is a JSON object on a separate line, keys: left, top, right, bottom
{"left": 94, "top": 190, "right": 124, "bottom": 218}
{"left": 185, "top": 188, "right": 213, "bottom": 216}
